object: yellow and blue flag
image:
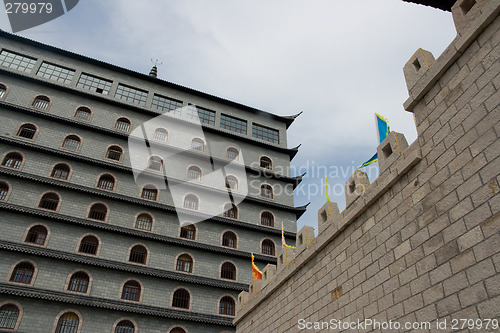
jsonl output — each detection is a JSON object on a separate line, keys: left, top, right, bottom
{"left": 360, "top": 152, "right": 378, "bottom": 168}
{"left": 359, "top": 114, "right": 390, "bottom": 168}
{"left": 375, "top": 113, "right": 390, "bottom": 143}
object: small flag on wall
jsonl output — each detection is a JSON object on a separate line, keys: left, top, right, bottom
{"left": 282, "top": 222, "right": 296, "bottom": 250}
{"left": 251, "top": 254, "right": 262, "bottom": 280}
{"left": 359, "top": 114, "right": 391, "bottom": 168}
{"left": 325, "top": 177, "right": 330, "bottom": 203}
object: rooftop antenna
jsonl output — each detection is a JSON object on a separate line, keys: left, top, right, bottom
{"left": 149, "top": 59, "right": 163, "bottom": 78}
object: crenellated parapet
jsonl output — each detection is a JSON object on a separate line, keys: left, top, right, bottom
{"left": 235, "top": 0, "right": 500, "bottom": 330}
{"left": 404, "top": 0, "right": 500, "bottom": 112}
{"left": 235, "top": 130, "right": 422, "bottom": 318}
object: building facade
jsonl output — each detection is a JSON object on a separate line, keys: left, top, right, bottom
{"left": 0, "top": 30, "right": 306, "bottom": 333}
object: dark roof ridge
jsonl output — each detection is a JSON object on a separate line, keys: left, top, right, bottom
{"left": 0, "top": 30, "right": 296, "bottom": 127}
{"left": 402, "top": 0, "right": 456, "bottom": 11}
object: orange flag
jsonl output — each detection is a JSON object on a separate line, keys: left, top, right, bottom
{"left": 251, "top": 254, "right": 262, "bottom": 280}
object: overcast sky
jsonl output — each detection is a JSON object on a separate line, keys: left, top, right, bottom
{"left": 0, "top": 1, "right": 457, "bottom": 232}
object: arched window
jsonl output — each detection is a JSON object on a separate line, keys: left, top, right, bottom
{"left": 260, "top": 156, "right": 272, "bottom": 170}
{"left": 2, "top": 152, "right": 23, "bottom": 169}
{"left": 135, "top": 214, "right": 153, "bottom": 231}
{"left": 68, "top": 271, "right": 89, "bottom": 293}
{"left": 121, "top": 280, "right": 141, "bottom": 301}
{"left": 219, "top": 296, "right": 235, "bottom": 316}
{"left": 38, "top": 192, "right": 60, "bottom": 211}
{"left": 141, "top": 185, "right": 158, "bottom": 201}
{"left": 62, "top": 135, "right": 81, "bottom": 151}
{"left": 260, "top": 184, "right": 273, "bottom": 199}
{"left": 153, "top": 128, "right": 168, "bottom": 142}
{"left": 225, "top": 175, "right": 238, "bottom": 191}
{"left": 0, "top": 181, "right": 9, "bottom": 201}
{"left": 169, "top": 328, "right": 186, "bottom": 333}
{"left": 261, "top": 211, "right": 274, "bottom": 227}
{"left": 97, "top": 174, "right": 115, "bottom": 191}
{"left": 147, "top": 156, "right": 163, "bottom": 172}
{"left": 223, "top": 203, "right": 237, "bottom": 219}
{"left": 16, "top": 123, "right": 37, "bottom": 139}
{"left": 115, "top": 320, "right": 135, "bottom": 333}
{"left": 0, "top": 84, "right": 6, "bottom": 99}
{"left": 222, "top": 231, "right": 237, "bottom": 248}
{"left": 191, "top": 138, "right": 204, "bottom": 151}
{"left": 88, "top": 203, "right": 107, "bottom": 221}
{"left": 183, "top": 194, "right": 199, "bottom": 210}
{"left": 180, "top": 225, "right": 196, "bottom": 240}
{"left": 115, "top": 118, "right": 131, "bottom": 132}
{"left": 226, "top": 147, "right": 239, "bottom": 160}
{"left": 221, "top": 262, "right": 236, "bottom": 280}
{"left": 25, "top": 225, "right": 48, "bottom": 245}
{"left": 176, "top": 254, "right": 193, "bottom": 273}
{"left": 0, "top": 304, "right": 19, "bottom": 329}
{"left": 51, "top": 163, "right": 70, "bottom": 180}
{"left": 78, "top": 235, "right": 98, "bottom": 255}
{"left": 262, "top": 239, "right": 275, "bottom": 256}
{"left": 129, "top": 245, "right": 147, "bottom": 264}
{"left": 172, "top": 288, "right": 190, "bottom": 309}
{"left": 10, "top": 262, "right": 34, "bottom": 284}
{"left": 32, "top": 95, "right": 50, "bottom": 110}
{"left": 74, "top": 106, "right": 92, "bottom": 121}
{"left": 55, "top": 312, "right": 79, "bottom": 333}
{"left": 187, "top": 166, "right": 201, "bottom": 181}
{"left": 106, "top": 146, "right": 123, "bottom": 161}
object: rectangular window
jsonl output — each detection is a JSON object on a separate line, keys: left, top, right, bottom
{"left": 186, "top": 105, "right": 215, "bottom": 126}
{"left": 152, "top": 94, "right": 182, "bottom": 115}
{"left": 220, "top": 114, "right": 247, "bottom": 134}
{"left": 0, "top": 49, "right": 36, "bottom": 73}
{"left": 77, "top": 73, "right": 112, "bottom": 95}
{"left": 252, "top": 123, "right": 279, "bottom": 144}
{"left": 36, "top": 62, "right": 75, "bottom": 84}
{"left": 115, "top": 84, "right": 148, "bottom": 106}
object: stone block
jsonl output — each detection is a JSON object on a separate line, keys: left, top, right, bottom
{"left": 248, "top": 279, "right": 262, "bottom": 300}
{"left": 276, "top": 246, "right": 295, "bottom": 273}
{"left": 295, "top": 226, "right": 315, "bottom": 255}
{"left": 452, "top": 0, "right": 488, "bottom": 33}
{"left": 261, "top": 264, "right": 276, "bottom": 290}
{"left": 403, "top": 48, "right": 436, "bottom": 91}
{"left": 377, "top": 131, "right": 409, "bottom": 174}
{"left": 236, "top": 291, "right": 249, "bottom": 313}
{"left": 318, "top": 200, "right": 341, "bottom": 234}
{"left": 345, "top": 170, "right": 370, "bottom": 207}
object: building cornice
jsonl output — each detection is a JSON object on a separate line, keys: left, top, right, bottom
{"left": 0, "top": 69, "right": 300, "bottom": 160}
{"left": 0, "top": 167, "right": 300, "bottom": 236}
{"left": 0, "top": 240, "right": 249, "bottom": 291}
{"left": 0, "top": 135, "right": 306, "bottom": 218}
{"left": 0, "top": 99, "right": 302, "bottom": 186}
{"left": 0, "top": 202, "right": 279, "bottom": 264}
{"left": 0, "top": 29, "right": 294, "bottom": 131}
{"left": 0, "top": 282, "right": 234, "bottom": 326}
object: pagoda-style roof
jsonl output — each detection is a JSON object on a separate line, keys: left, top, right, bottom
{"left": 402, "top": 0, "right": 457, "bottom": 11}
{"left": 0, "top": 30, "right": 297, "bottom": 128}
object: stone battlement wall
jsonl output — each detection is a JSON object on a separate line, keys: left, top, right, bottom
{"left": 234, "top": 0, "right": 500, "bottom": 331}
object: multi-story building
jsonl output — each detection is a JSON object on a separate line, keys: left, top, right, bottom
{"left": 0, "top": 30, "right": 306, "bottom": 333}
